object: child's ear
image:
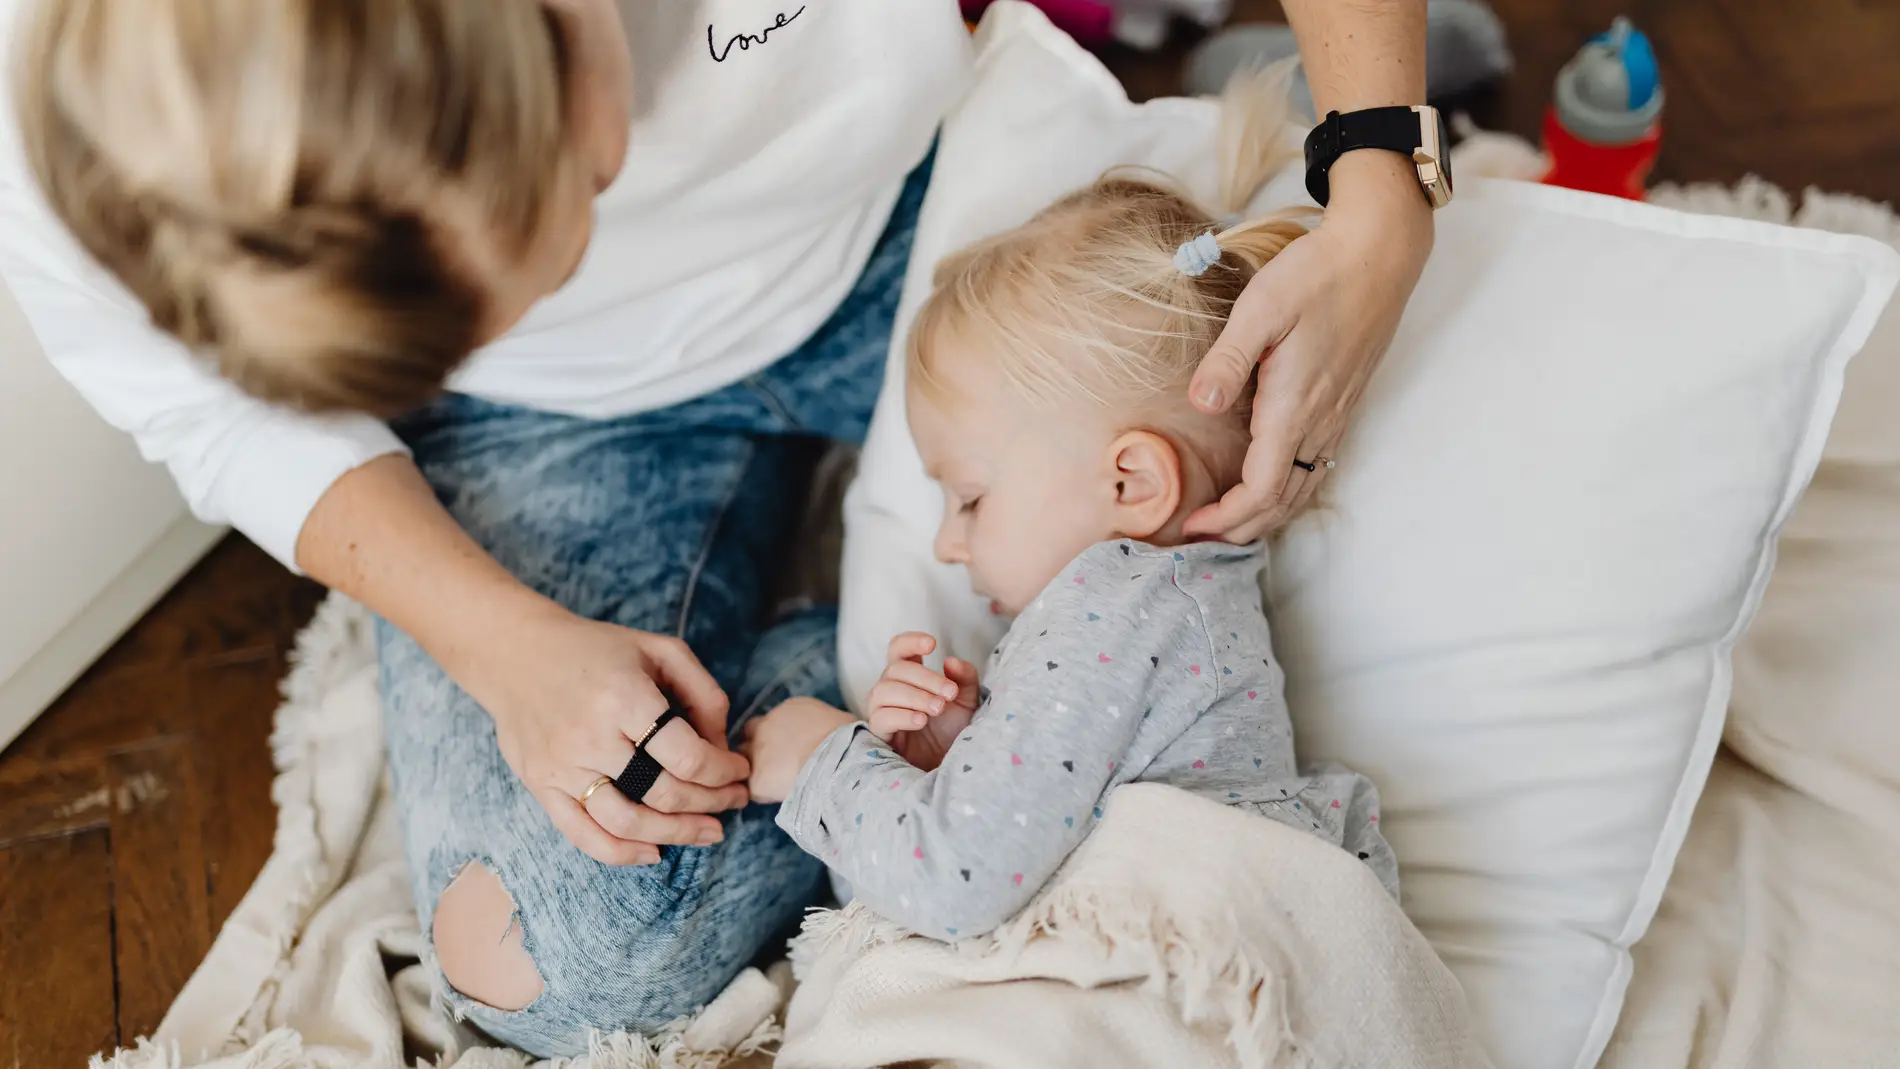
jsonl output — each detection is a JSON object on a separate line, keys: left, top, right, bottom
{"left": 1106, "top": 431, "right": 1182, "bottom": 540}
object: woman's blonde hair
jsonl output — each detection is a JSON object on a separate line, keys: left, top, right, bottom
{"left": 909, "top": 64, "right": 1314, "bottom": 488}
{"left": 11, "top": 0, "right": 573, "bottom": 416}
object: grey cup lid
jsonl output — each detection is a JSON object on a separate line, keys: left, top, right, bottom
{"left": 1554, "top": 17, "right": 1664, "bottom": 146}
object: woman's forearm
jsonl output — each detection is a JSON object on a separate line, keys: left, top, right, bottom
{"left": 1280, "top": 0, "right": 1427, "bottom": 114}
{"left": 295, "top": 454, "right": 560, "bottom": 675}
{"left": 1281, "top": 0, "right": 1433, "bottom": 217}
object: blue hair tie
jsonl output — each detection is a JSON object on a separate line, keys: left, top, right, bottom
{"left": 1174, "top": 231, "right": 1224, "bottom": 277}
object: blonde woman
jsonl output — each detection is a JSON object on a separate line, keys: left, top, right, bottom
{"left": 3, "top": 0, "right": 1437, "bottom": 1055}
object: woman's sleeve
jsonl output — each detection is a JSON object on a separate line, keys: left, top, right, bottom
{"left": 779, "top": 543, "right": 1217, "bottom": 939}
{"left": 0, "top": 171, "right": 407, "bottom": 571}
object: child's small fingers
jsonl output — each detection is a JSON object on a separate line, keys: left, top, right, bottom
{"left": 882, "top": 660, "right": 959, "bottom": 701}
{"left": 886, "top": 631, "right": 937, "bottom": 664}
{"left": 870, "top": 708, "right": 930, "bottom": 734}
{"left": 869, "top": 680, "right": 945, "bottom": 716}
{"left": 942, "top": 657, "right": 981, "bottom": 685}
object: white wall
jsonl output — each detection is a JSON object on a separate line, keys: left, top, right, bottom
{"left": 0, "top": 276, "right": 220, "bottom": 750}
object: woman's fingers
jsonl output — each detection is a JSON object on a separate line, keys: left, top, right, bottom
{"left": 635, "top": 771, "right": 750, "bottom": 815}
{"left": 582, "top": 775, "right": 726, "bottom": 847}
{"left": 1216, "top": 427, "right": 1325, "bottom": 545}
{"left": 541, "top": 789, "right": 659, "bottom": 867}
{"left": 886, "top": 631, "right": 937, "bottom": 663}
{"left": 1186, "top": 403, "right": 1305, "bottom": 538}
{"left": 1283, "top": 429, "right": 1342, "bottom": 518}
{"left": 642, "top": 712, "right": 751, "bottom": 789}
{"left": 1189, "top": 259, "right": 1295, "bottom": 415}
{"left": 640, "top": 635, "right": 732, "bottom": 748}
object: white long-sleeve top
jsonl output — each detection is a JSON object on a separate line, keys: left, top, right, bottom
{"left": 0, "top": 0, "right": 969, "bottom": 568}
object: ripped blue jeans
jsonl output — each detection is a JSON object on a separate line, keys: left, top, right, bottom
{"left": 376, "top": 152, "right": 930, "bottom": 1057}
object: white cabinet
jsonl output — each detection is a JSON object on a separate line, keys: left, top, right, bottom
{"left": 0, "top": 279, "right": 221, "bottom": 751}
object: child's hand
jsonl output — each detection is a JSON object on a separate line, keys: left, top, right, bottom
{"left": 868, "top": 632, "right": 981, "bottom": 772}
{"left": 740, "top": 697, "right": 856, "bottom": 804}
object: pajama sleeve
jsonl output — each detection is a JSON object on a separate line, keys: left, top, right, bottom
{"left": 778, "top": 542, "right": 1218, "bottom": 939}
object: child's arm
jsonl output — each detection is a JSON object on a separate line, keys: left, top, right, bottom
{"left": 776, "top": 546, "right": 1215, "bottom": 939}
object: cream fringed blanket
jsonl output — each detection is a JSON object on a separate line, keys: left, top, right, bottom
{"left": 777, "top": 783, "right": 1489, "bottom": 1069}
{"left": 92, "top": 595, "right": 1487, "bottom": 1069}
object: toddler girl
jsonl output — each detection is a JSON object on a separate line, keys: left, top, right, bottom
{"left": 743, "top": 69, "right": 1396, "bottom": 940}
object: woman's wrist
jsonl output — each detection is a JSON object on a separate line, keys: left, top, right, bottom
{"left": 1321, "top": 149, "right": 1435, "bottom": 276}
{"left": 1326, "top": 150, "right": 1433, "bottom": 233}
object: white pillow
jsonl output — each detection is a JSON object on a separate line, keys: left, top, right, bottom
{"left": 837, "top": 5, "right": 1900, "bottom": 1069}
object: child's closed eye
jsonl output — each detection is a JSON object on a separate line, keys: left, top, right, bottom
{"left": 958, "top": 495, "right": 983, "bottom": 515}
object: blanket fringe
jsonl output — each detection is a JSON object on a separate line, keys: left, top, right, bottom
{"left": 513, "top": 1012, "right": 782, "bottom": 1069}
{"left": 790, "top": 888, "right": 1301, "bottom": 1069}
{"left": 787, "top": 903, "right": 911, "bottom": 983}
{"left": 88, "top": 1013, "right": 780, "bottom": 1069}
{"left": 244, "top": 597, "right": 381, "bottom": 1049}
{"left": 90, "top": 1030, "right": 305, "bottom": 1069}
{"left": 984, "top": 885, "right": 1301, "bottom": 1069}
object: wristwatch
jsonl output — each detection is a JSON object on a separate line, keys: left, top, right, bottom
{"left": 1303, "top": 105, "right": 1454, "bottom": 210}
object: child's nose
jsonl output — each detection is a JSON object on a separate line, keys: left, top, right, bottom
{"left": 933, "top": 524, "right": 966, "bottom": 565}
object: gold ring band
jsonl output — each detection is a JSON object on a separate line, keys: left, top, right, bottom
{"left": 579, "top": 774, "right": 614, "bottom": 806}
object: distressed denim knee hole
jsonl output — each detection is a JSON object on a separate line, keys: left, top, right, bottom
{"left": 434, "top": 862, "right": 545, "bottom": 1012}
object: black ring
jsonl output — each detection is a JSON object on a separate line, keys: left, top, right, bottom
{"left": 614, "top": 706, "right": 684, "bottom": 803}
{"left": 1292, "top": 458, "right": 1318, "bottom": 473}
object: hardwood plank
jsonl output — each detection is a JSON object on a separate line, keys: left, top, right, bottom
{"left": 0, "top": 756, "right": 108, "bottom": 846}
{"left": 0, "top": 832, "right": 119, "bottom": 1068}
{"left": 7, "top": 539, "right": 313, "bottom": 763}
{"left": 190, "top": 658, "right": 284, "bottom": 930}
{"left": 84, "top": 536, "right": 316, "bottom": 681}
{"left": 106, "top": 741, "right": 212, "bottom": 1044}
{"left": 7, "top": 667, "right": 196, "bottom": 765}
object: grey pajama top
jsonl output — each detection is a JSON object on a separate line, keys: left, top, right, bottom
{"left": 779, "top": 539, "right": 1398, "bottom": 940}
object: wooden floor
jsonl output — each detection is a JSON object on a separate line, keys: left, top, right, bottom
{"left": 3, "top": 4, "right": 1897, "bottom": 1066}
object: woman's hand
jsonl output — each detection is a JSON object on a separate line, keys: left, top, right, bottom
{"left": 740, "top": 697, "right": 858, "bottom": 804}
{"left": 456, "top": 606, "right": 753, "bottom": 867}
{"left": 1185, "top": 151, "right": 1434, "bottom": 543}
{"left": 867, "top": 632, "right": 980, "bottom": 773}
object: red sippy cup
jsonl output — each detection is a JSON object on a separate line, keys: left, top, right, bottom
{"left": 1541, "top": 17, "right": 1664, "bottom": 200}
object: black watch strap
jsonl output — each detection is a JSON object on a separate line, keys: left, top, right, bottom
{"left": 1303, "top": 106, "right": 1424, "bottom": 207}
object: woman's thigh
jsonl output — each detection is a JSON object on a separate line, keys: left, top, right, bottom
{"left": 378, "top": 400, "right": 832, "bottom": 1054}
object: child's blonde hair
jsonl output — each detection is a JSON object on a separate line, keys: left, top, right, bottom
{"left": 908, "top": 64, "right": 1313, "bottom": 488}
{"left": 11, "top": 0, "right": 572, "bottom": 417}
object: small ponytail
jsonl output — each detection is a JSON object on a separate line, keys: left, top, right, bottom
{"left": 1204, "top": 59, "right": 1318, "bottom": 274}
{"left": 909, "top": 61, "right": 1320, "bottom": 492}
{"left": 1213, "top": 58, "right": 1305, "bottom": 222}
